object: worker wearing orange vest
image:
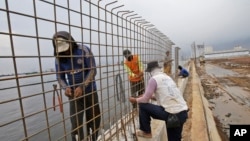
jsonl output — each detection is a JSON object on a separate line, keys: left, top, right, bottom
{"left": 123, "top": 49, "right": 145, "bottom": 108}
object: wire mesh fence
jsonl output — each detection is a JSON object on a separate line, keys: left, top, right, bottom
{"left": 0, "top": 0, "right": 175, "bottom": 140}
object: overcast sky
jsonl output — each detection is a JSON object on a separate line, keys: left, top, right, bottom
{"left": 1, "top": 0, "right": 250, "bottom": 74}
{"left": 119, "top": 0, "right": 250, "bottom": 53}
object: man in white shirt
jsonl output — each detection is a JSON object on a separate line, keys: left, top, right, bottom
{"left": 129, "top": 61, "right": 188, "bottom": 141}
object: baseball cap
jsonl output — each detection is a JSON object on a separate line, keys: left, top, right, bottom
{"left": 145, "top": 61, "right": 161, "bottom": 72}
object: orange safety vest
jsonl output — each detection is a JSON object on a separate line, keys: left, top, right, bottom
{"left": 124, "top": 55, "right": 143, "bottom": 82}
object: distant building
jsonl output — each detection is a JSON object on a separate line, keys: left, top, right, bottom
{"left": 204, "top": 48, "right": 249, "bottom": 59}
{"left": 204, "top": 46, "right": 213, "bottom": 54}
{"left": 233, "top": 45, "right": 243, "bottom": 50}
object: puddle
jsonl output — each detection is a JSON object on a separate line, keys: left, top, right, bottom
{"left": 224, "top": 85, "right": 250, "bottom": 107}
{"left": 205, "top": 64, "right": 238, "bottom": 77}
{"left": 209, "top": 94, "right": 250, "bottom": 136}
{"left": 203, "top": 63, "right": 250, "bottom": 137}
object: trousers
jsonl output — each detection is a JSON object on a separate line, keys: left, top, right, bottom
{"left": 69, "top": 90, "right": 101, "bottom": 141}
{"left": 138, "top": 103, "right": 188, "bottom": 141}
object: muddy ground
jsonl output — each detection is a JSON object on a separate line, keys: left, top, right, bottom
{"left": 182, "top": 56, "right": 250, "bottom": 141}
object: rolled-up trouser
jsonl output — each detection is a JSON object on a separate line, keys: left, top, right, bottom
{"left": 69, "top": 90, "right": 101, "bottom": 141}
{"left": 138, "top": 103, "right": 188, "bottom": 141}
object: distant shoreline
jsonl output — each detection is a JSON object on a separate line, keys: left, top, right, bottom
{"left": 0, "top": 71, "right": 55, "bottom": 78}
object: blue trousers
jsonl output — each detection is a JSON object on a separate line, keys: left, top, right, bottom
{"left": 139, "top": 103, "right": 188, "bottom": 141}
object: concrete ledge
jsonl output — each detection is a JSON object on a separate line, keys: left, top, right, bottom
{"left": 97, "top": 111, "right": 167, "bottom": 141}
{"left": 138, "top": 119, "right": 167, "bottom": 141}
{"left": 190, "top": 62, "right": 221, "bottom": 141}
{"left": 201, "top": 94, "right": 222, "bottom": 141}
{"left": 178, "top": 77, "right": 188, "bottom": 94}
{"left": 190, "top": 63, "right": 209, "bottom": 141}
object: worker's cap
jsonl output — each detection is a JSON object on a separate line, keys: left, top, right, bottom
{"left": 123, "top": 49, "right": 132, "bottom": 57}
{"left": 145, "top": 61, "right": 161, "bottom": 72}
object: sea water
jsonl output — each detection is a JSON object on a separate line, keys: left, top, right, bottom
{"left": 0, "top": 66, "right": 130, "bottom": 141}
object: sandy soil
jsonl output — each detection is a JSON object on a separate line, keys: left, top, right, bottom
{"left": 182, "top": 56, "right": 250, "bottom": 141}
{"left": 182, "top": 67, "right": 193, "bottom": 141}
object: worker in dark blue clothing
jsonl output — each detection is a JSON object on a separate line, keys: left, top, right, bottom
{"left": 52, "top": 31, "right": 101, "bottom": 141}
{"left": 178, "top": 65, "right": 189, "bottom": 78}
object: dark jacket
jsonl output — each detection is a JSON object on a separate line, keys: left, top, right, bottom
{"left": 52, "top": 31, "right": 97, "bottom": 91}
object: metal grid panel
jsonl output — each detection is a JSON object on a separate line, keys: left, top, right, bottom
{"left": 0, "top": 0, "right": 174, "bottom": 140}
